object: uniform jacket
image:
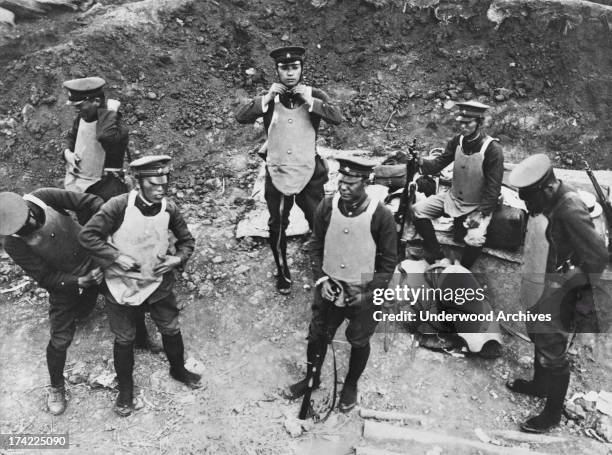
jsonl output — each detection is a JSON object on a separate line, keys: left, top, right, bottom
{"left": 544, "top": 181, "right": 608, "bottom": 276}
{"left": 421, "top": 134, "right": 504, "bottom": 215}
{"left": 235, "top": 88, "right": 342, "bottom": 134}
{"left": 64, "top": 108, "right": 129, "bottom": 169}
{"left": 309, "top": 194, "right": 397, "bottom": 292}
{"left": 3, "top": 189, "right": 103, "bottom": 294}
{"left": 78, "top": 193, "right": 195, "bottom": 296}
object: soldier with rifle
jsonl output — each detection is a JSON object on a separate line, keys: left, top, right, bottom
{"left": 286, "top": 158, "right": 397, "bottom": 413}
{"left": 584, "top": 160, "right": 612, "bottom": 261}
{"left": 411, "top": 101, "right": 504, "bottom": 268}
{"left": 507, "top": 154, "right": 608, "bottom": 433}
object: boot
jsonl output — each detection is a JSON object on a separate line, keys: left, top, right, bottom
{"left": 520, "top": 367, "right": 570, "bottom": 433}
{"left": 460, "top": 246, "right": 483, "bottom": 269}
{"left": 162, "top": 332, "right": 202, "bottom": 389}
{"left": 339, "top": 344, "right": 370, "bottom": 413}
{"left": 114, "top": 341, "right": 135, "bottom": 417}
{"left": 286, "top": 341, "right": 327, "bottom": 399}
{"left": 269, "top": 230, "right": 291, "bottom": 294}
{"left": 506, "top": 357, "right": 547, "bottom": 398}
{"left": 412, "top": 218, "right": 444, "bottom": 264}
{"left": 134, "top": 312, "right": 163, "bottom": 353}
{"left": 46, "top": 342, "right": 67, "bottom": 415}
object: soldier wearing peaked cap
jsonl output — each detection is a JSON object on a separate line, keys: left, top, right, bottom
{"left": 0, "top": 189, "right": 105, "bottom": 416}
{"left": 285, "top": 157, "right": 397, "bottom": 413}
{"left": 79, "top": 155, "right": 202, "bottom": 417}
{"left": 63, "top": 77, "right": 161, "bottom": 353}
{"left": 236, "top": 46, "right": 343, "bottom": 294}
{"left": 62, "top": 76, "right": 130, "bottom": 204}
{"left": 411, "top": 100, "right": 504, "bottom": 268}
{"left": 506, "top": 154, "right": 608, "bottom": 433}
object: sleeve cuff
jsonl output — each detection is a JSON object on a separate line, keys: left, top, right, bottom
{"left": 315, "top": 276, "right": 329, "bottom": 287}
{"left": 261, "top": 97, "right": 269, "bottom": 113}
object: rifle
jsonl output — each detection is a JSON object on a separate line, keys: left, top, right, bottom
{"left": 584, "top": 160, "right": 612, "bottom": 259}
{"left": 298, "top": 351, "right": 320, "bottom": 420}
{"left": 396, "top": 139, "right": 420, "bottom": 260}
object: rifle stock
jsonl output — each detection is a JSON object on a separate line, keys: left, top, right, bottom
{"left": 584, "top": 160, "right": 612, "bottom": 257}
{"left": 397, "top": 141, "right": 420, "bottom": 260}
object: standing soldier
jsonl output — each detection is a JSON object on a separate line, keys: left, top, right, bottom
{"left": 235, "top": 46, "right": 342, "bottom": 294}
{"left": 63, "top": 76, "right": 129, "bottom": 202}
{"left": 79, "top": 155, "right": 201, "bottom": 417}
{"left": 0, "top": 189, "right": 104, "bottom": 415}
{"left": 63, "top": 76, "right": 160, "bottom": 352}
{"left": 286, "top": 158, "right": 397, "bottom": 412}
{"left": 507, "top": 154, "right": 608, "bottom": 433}
{"left": 411, "top": 101, "right": 504, "bottom": 267}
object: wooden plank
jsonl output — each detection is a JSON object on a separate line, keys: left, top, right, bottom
{"left": 355, "top": 447, "right": 407, "bottom": 455}
{"left": 489, "top": 430, "right": 566, "bottom": 444}
{"left": 363, "top": 421, "right": 552, "bottom": 455}
{"left": 359, "top": 408, "right": 426, "bottom": 423}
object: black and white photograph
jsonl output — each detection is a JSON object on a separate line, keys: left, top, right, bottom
{"left": 0, "top": 0, "right": 611, "bottom": 453}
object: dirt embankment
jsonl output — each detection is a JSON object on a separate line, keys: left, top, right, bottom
{"left": 1, "top": 1, "right": 612, "bottom": 454}
{"left": 1, "top": 0, "right": 612, "bottom": 196}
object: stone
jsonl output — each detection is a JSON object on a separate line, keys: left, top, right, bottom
{"left": 284, "top": 417, "right": 303, "bottom": 437}
{"left": 596, "top": 415, "right": 612, "bottom": 443}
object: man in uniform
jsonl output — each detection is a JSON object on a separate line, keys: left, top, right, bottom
{"left": 64, "top": 77, "right": 161, "bottom": 353}
{"left": 286, "top": 158, "right": 397, "bottom": 412}
{"left": 235, "top": 46, "right": 342, "bottom": 294}
{"left": 63, "top": 76, "right": 129, "bottom": 204}
{"left": 507, "top": 154, "right": 608, "bottom": 433}
{"left": 411, "top": 101, "right": 504, "bottom": 267}
{"left": 0, "top": 189, "right": 105, "bottom": 415}
{"left": 79, "top": 155, "right": 201, "bottom": 417}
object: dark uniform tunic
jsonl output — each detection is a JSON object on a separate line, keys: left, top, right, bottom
{"left": 64, "top": 107, "right": 130, "bottom": 203}
{"left": 78, "top": 193, "right": 195, "bottom": 344}
{"left": 420, "top": 134, "right": 504, "bottom": 216}
{"left": 528, "top": 182, "right": 608, "bottom": 369}
{"left": 235, "top": 90, "right": 342, "bottom": 231}
{"left": 3, "top": 188, "right": 103, "bottom": 350}
{"left": 308, "top": 194, "right": 397, "bottom": 347}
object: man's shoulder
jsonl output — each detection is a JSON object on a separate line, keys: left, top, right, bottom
{"left": 373, "top": 200, "right": 395, "bottom": 221}
{"left": 3, "top": 234, "right": 27, "bottom": 255}
{"left": 102, "top": 192, "right": 129, "bottom": 210}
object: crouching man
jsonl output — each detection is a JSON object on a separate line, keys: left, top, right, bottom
{"left": 0, "top": 189, "right": 104, "bottom": 415}
{"left": 286, "top": 158, "right": 397, "bottom": 412}
{"left": 79, "top": 155, "right": 202, "bottom": 417}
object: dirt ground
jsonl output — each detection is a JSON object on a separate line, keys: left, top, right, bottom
{"left": 1, "top": 0, "right": 612, "bottom": 454}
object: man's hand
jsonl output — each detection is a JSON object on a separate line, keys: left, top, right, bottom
{"left": 346, "top": 292, "right": 366, "bottom": 308}
{"left": 464, "top": 211, "right": 483, "bottom": 229}
{"left": 78, "top": 267, "right": 103, "bottom": 288}
{"left": 291, "top": 84, "right": 314, "bottom": 106}
{"left": 320, "top": 279, "right": 337, "bottom": 301}
{"left": 153, "top": 254, "right": 181, "bottom": 276}
{"left": 263, "top": 83, "right": 287, "bottom": 105}
{"left": 64, "top": 149, "right": 80, "bottom": 171}
{"left": 115, "top": 254, "right": 141, "bottom": 272}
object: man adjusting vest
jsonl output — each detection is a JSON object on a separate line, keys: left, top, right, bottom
{"left": 236, "top": 45, "right": 342, "bottom": 294}
{"left": 79, "top": 155, "right": 202, "bottom": 417}
{"left": 285, "top": 158, "right": 397, "bottom": 413}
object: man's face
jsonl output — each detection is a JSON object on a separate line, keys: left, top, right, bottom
{"left": 338, "top": 174, "right": 366, "bottom": 203}
{"left": 456, "top": 118, "right": 479, "bottom": 136}
{"left": 276, "top": 61, "right": 302, "bottom": 88}
{"left": 519, "top": 185, "right": 551, "bottom": 216}
{"left": 140, "top": 175, "right": 168, "bottom": 203}
{"left": 74, "top": 98, "right": 100, "bottom": 122}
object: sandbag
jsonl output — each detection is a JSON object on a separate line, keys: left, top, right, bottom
{"left": 484, "top": 204, "right": 527, "bottom": 251}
